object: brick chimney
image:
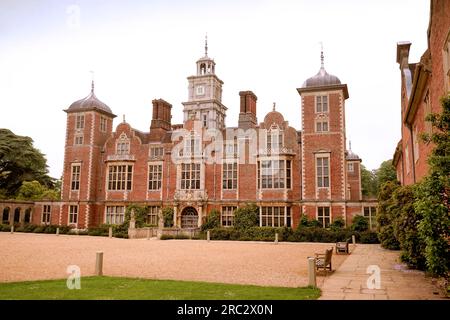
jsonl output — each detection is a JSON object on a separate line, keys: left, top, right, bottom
{"left": 151, "top": 99, "right": 172, "bottom": 131}
{"left": 238, "top": 91, "right": 257, "bottom": 129}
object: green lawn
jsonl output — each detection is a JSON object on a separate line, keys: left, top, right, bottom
{"left": 0, "top": 276, "right": 320, "bottom": 300}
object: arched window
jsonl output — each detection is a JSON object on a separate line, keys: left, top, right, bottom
{"left": 267, "top": 125, "right": 283, "bottom": 151}
{"left": 24, "top": 208, "right": 32, "bottom": 224}
{"left": 116, "top": 133, "right": 130, "bottom": 155}
{"left": 2, "top": 207, "right": 10, "bottom": 223}
{"left": 14, "top": 208, "right": 21, "bottom": 223}
{"left": 200, "top": 63, "right": 206, "bottom": 75}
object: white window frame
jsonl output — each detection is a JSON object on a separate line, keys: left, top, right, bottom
{"left": 180, "top": 163, "right": 201, "bottom": 190}
{"left": 42, "top": 205, "right": 51, "bottom": 224}
{"left": 69, "top": 205, "right": 78, "bottom": 225}
{"left": 107, "top": 164, "right": 133, "bottom": 191}
{"left": 105, "top": 206, "right": 125, "bottom": 225}
{"left": 148, "top": 163, "right": 163, "bottom": 191}
{"left": 196, "top": 85, "right": 205, "bottom": 95}
{"left": 71, "top": 164, "right": 81, "bottom": 191}
{"left": 74, "top": 134, "right": 83, "bottom": 145}
{"left": 76, "top": 113, "right": 85, "bottom": 130}
{"left": 100, "top": 116, "right": 107, "bottom": 132}
{"left": 147, "top": 206, "right": 160, "bottom": 226}
{"left": 221, "top": 206, "right": 236, "bottom": 227}
{"left": 348, "top": 162, "right": 354, "bottom": 173}
{"left": 150, "top": 146, "right": 164, "bottom": 158}
{"left": 260, "top": 206, "right": 288, "bottom": 227}
{"left": 316, "top": 95, "right": 329, "bottom": 113}
{"left": 316, "top": 120, "right": 329, "bottom": 133}
{"left": 363, "top": 206, "right": 377, "bottom": 230}
{"left": 116, "top": 133, "right": 130, "bottom": 155}
{"left": 316, "top": 155, "right": 330, "bottom": 188}
{"left": 222, "top": 161, "right": 238, "bottom": 190}
{"left": 317, "top": 206, "right": 331, "bottom": 228}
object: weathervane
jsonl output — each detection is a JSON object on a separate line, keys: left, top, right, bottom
{"left": 89, "top": 70, "right": 95, "bottom": 92}
{"left": 205, "top": 33, "right": 208, "bottom": 57}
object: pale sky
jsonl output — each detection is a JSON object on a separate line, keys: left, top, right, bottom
{"left": 0, "top": 0, "right": 429, "bottom": 179}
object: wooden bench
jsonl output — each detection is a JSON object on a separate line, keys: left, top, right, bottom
{"left": 335, "top": 238, "right": 351, "bottom": 254}
{"left": 314, "top": 248, "right": 333, "bottom": 272}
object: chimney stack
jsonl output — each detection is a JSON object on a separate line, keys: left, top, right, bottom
{"left": 151, "top": 99, "right": 172, "bottom": 131}
{"left": 238, "top": 91, "right": 257, "bottom": 129}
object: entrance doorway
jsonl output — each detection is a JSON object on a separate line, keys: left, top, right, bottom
{"left": 180, "top": 207, "right": 198, "bottom": 229}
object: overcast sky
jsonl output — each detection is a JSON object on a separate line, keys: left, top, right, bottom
{"left": 0, "top": 0, "right": 429, "bottom": 178}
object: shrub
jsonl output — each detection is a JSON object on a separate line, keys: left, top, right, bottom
{"left": 124, "top": 204, "right": 149, "bottom": 229}
{"left": 44, "top": 225, "right": 58, "bottom": 234}
{"left": 377, "top": 181, "right": 401, "bottom": 249}
{"left": 161, "top": 207, "right": 174, "bottom": 228}
{"left": 359, "top": 231, "right": 380, "bottom": 244}
{"left": 351, "top": 215, "right": 369, "bottom": 232}
{"left": 233, "top": 203, "right": 259, "bottom": 230}
{"left": 33, "top": 226, "right": 46, "bottom": 233}
{"left": 393, "top": 185, "right": 426, "bottom": 269}
{"left": 0, "top": 224, "right": 11, "bottom": 232}
{"left": 330, "top": 218, "right": 345, "bottom": 231}
{"left": 24, "top": 224, "right": 38, "bottom": 232}
{"left": 201, "top": 209, "right": 220, "bottom": 231}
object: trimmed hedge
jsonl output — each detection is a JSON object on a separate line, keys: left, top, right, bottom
{"left": 207, "top": 226, "right": 379, "bottom": 244}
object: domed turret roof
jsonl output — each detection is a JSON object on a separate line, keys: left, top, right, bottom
{"left": 302, "top": 66, "right": 341, "bottom": 88}
{"left": 302, "top": 50, "right": 341, "bottom": 88}
{"left": 66, "top": 82, "right": 113, "bottom": 115}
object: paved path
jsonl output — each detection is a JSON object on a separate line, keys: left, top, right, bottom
{"left": 319, "top": 244, "right": 445, "bottom": 300}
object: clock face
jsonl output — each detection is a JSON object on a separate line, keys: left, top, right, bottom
{"left": 196, "top": 85, "right": 205, "bottom": 95}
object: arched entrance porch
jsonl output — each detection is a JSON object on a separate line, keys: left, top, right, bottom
{"left": 180, "top": 207, "right": 198, "bottom": 229}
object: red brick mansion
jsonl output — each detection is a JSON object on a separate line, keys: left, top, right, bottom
{"left": 3, "top": 45, "right": 377, "bottom": 230}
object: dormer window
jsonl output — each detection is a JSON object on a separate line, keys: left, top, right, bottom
{"left": 116, "top": 133, "right": 130, "bottom": 155}
{"left": 267, "top": 126, "right": 283, "bottom": 150}
{"left": 182, "top": 131, "right": 201, "bottom": 156}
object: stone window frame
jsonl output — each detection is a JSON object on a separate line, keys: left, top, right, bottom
{"left": 148, "top": 162, "right": 163, "bottom": 191}
{"left": 363, "top": 206, "right": 377, "bottom": 230}
{"left": 316, "top": 95, "right": 329, "bottom": 113}
{"left": 405, "top": 144, "right": 411, "bottom": 174}
{"left": 70, "top": 163, "right": 81, "bottom": 191}
{"left": 196, "top": 85, "right": 205, "bottom": 96}
{"left": 266, "top": 125, "right": 284, "bottom": 151}
{"left": 105, "top": 205, "right": 125, "bottom": 225}
{"left": 180, "top": 162, "right": 201, "bottom": 190}
{"left": 74, "top": 134, "right": 83, "bottom": 145}
{"left": 347, "top": 162, "right": 354, "bottom": 173}
{"left": 315, "top": 154, "right": 330, "bottom": 189}
{"left": 413, "top": 125, "right": 419, "bottom": 163}
{"left": 222, "top": 160, "right": 238, "bottom": 190}
{"left": 116, "top": 133, "right": 130, "bottom": 155}
{"left": 317, "top": 206, "right": 331, "bottom": 228}
{"left": 147, "top": 206, "right": 160, "bottom": 226}
{"left": 75, "top": 113, "right": 85, "bottom": 130}
{"left": 182, "top": 131, "right": 202, "bottom": 156}
{"left": 315, "top": 119, "right": 329, "bottom": 133}
{"left": 149, "top": 146, "right": 164, "bottom": 159}
{"left": 100, "top": 116, "right": 107, "bottom": 133}
{"left": 42, "top": 205, "right": 51, "bottom": 224}
{"left": 443, "top": 31, "right": 450, "bottom": 92}
{"left": 260, "top": 206, "right": 291, "bottom": 227}
{"left": 68, "top": 205, "right": 78, "bottom": 225}
{"left": 221, "top": 206, "right": 236, "bottom": 227}
{"left": 107, "top": 164, "right": 133, "bottom": 191}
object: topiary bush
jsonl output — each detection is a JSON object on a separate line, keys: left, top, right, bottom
{"left": 330, "top": 218, "right": 345, "bottom": 231}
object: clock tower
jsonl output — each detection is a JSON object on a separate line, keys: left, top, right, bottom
{"left": 182, "top": 36, "right": 227, "bottom": 130}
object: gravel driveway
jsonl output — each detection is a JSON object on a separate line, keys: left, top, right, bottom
{"left": 0, "top": 233, "right": 348, "bottom": 287}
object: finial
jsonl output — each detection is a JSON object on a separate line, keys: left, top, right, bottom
{"left": 205, "top": 33, "right": 208, "bottom": 57}
{"left": 273, "top": 102, "right": 276, "bottom": 111}
{"left": 90, "top": 70, "right": 95, "bottom": 93}
{"left": 123, "top": 114, "right": 126, "bottom": 123}
{"left": 349, "top": 140, "right": 352, "bottom": 151}
{"left": 320, "top": 42, "right": 324, "bottom": 69}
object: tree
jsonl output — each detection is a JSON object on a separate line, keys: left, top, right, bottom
{"left": 375, "top": 160, "right": 397, "bottom": 189}
{"left": 376, "top": 181, "right": 401, "bottom": 250}
{"left": 233, "top": 203, "right": 259, "bottom": 231}
{"left": 201, "top": 209, "right": 220, "bottom": 231}
{"left": 0, "top": 129, "right": 53, "bottom": 197}
{"left": 360, "top": 165, "right": 377, "bottom": 197}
